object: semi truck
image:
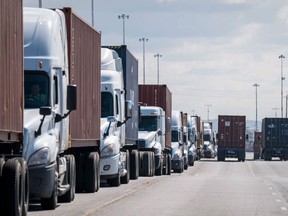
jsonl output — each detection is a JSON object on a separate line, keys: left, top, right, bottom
{"left": 217, "top": 115, "right": 246, "bottom": 162}
{"left": 183, "top": 113, "right": 189, "bottom": 169}
{"left": 0, "top": 1, "right": 29, "bottom": 215}
{"left": 23, "top": 7, "right": 101, "bottom": 210}
{"left": 193, "top": 115, "right": 203, "bottom": 160}
{"left": 253, "top": 131, "right": 262, "bottom": 160}
{"left": 138, "top": 84, "right": 172, "bottom": 176}
{"left": 187, "top": 115, "right": 197, "bottom": 166}
{"left": 202, "top": 122, "right": 215, "bottom": 158}
{"left": 261, "top": 118, "right": 288, "bottom": 161}
{"left": 171, "top": 110, "right": 184, "bottom": 173}
{"left": 100, "top": 45, "right": 139, "bottom": 186}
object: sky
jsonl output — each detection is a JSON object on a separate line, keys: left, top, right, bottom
{"left": 23, "top": 0, "right": 288, "bottom": 126}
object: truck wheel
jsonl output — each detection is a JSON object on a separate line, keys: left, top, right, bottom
{"left": 59, "top": 155, "right": 76, "bottom": 202}
{"left": 41, "top": 176, "right": 57, "bottom": 210}
{"left": 155, "top": 160, "right": 162, "bottom": 176}
{"left": 167, "top": 154, "right": 172, "bottom": 175}
{"left": 0, "top": 159, "right": 5, "bottom": 213}
{"left": 74, "top": 155, "right": 84, "bottom": 193}
{"left": 121, "top": 150, "right": 130, "bottom": 184}
{"left": 17, "top": 158, "right": 29, "bottom": 216}
{"left": 107, "top": 173, "right": 121, "bottom": 187}
{"left": 142, "top": 152, "right": 150, "bottom": 176}
{"left": 130, "top": 150, "right": 139, "bottom": 180}
{"left": 139, "top": 151, "right": 144, "bottom": 176}
{"left": 150, "top": 152, "right": 155, "bottom": 177}
{"left": 162, "top": 154, "right": 168, "bottom": 175}
{"left": 84, "top": 152, "right": 100, "bottom": 193}
{"left": 3, "top": 158, "right": 24, "bottom": 216}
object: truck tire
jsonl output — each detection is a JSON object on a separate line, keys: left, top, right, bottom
{"left": 162, "top": 154, "right": 168, "bottom": 175}
{"left": 0, "top": 159, "right": 5, "bottom": 213}
{"left": 17, "top": 158, "right": 29, "bottom": 216}
{"left": 84, "top": 152, "right": 100, "bottom": 193}
{"left": 130, "top": 150, "right": 139, "bottom": 180}
{"left": 139, "top": 151, "right": 144, "bottom": 176}
{"left": 121, "top": 150, "right": 130, "bottom": 184}
{"left": 59, "top": 155, "right": 76, "bottom": 202}
{"left": 41, "top": 175, "right": 57, "bottom": 210}
{"left": 142, "top": 152, "right": 150, "bottom": 176}
{"left": 107, "top": 173, "right": 121, "bottom": 187}
{"left": 155, "top": 160, "right": 162, "bottom": 176}
{"left": 150, "top": 152, "right": 155, "bottom": 177}
{"left": 3, "top": 158, "right": 24, "bottom": 216}
{"left": 167, "top": 154, "right": 172, "bottom": 175}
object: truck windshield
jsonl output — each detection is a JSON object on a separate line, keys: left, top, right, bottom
{"left": 24, "top": 72, "right": 49, "bottom": 108}
{"left": 172, "top": 130, "right": 179, "bottom": 142}
{"left": 139, "top": 116, "right": 157, "bottom": 131}
{"left": 101, "top": 92, "right": 113, "bottom": 118}
{"left": 203, "top": 134, "right": 211, "bottom": 141}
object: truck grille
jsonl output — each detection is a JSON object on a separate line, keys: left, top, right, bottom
{"left": 138, "top": 140, "right": 146, "bottom": 148}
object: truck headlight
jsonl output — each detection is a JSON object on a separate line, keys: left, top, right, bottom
{"left": 28, "top": 147, "right": 50, "bottom": 166}
{"left": 173, "top": 151, "right": 182, "bottom": 159}
{"left": 101, "top": 144, "right": 117, "bottom": 157}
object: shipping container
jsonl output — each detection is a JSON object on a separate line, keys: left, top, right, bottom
{"left": 0, "top": 0, "right": 23, "bottom": 141}
{"left": 253, "top": 131, "right": 262, "bottom": 160}
{"left": 261, "top": 118, "right": 288, "bottom": 160}
{"left": 62, "top": 8, "right": 101, "bottom": 147}
{"left": 217, "top": 115, "right": 246, "bottom": 161}
{"left": 138, "top": 84, "right": 172, "bottom": 149}
{"left": 104, "top": 45, "right": 139, "bottom": 146}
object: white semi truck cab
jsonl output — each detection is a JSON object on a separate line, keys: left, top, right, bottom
{"left": 171, "top": 110, "right": 184, "bottom": 173}
{"left": 100, "top": 48, "right": 132, "bottom": 186}
{"left": 138, "top": 106, "right": 166, "bottom": 176}
{"left": 202, "top": 123, "right": 215, "bottom": 158}
{"left": 23, "top": 8, "right": 77, "bottom": 209}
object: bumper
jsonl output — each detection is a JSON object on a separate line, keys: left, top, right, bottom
{"left": 203, "top": 150, "right": 213, "bottom": 158}
{"left": 188, "top": 155, "right": 194, "bottom": 164}
{"left": 29, "top": 162, "right": 56, "bottom": 199}
{"left": 100, "top": 153, "right": 120, "bottom": 177}
{"left": 172, "top": 158, "right": 183, "bottom": 171}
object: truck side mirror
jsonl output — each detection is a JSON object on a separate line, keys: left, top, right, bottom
{"left": 40, "top": 106, "right": 52, "bottom": 116}
{"left": 157, "top": 130, "right": 163, "bottom": 135}
{"left": 67, "top": 84, "right": 77, "bottom": 111}
{"left": 125, "top": 100, "right": 133, "bottom": 118}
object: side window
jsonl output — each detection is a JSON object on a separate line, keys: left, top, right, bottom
{"left": 116, "top": 95, "right": 119, "bottom": 115}
{"left": 53, "top": 76, "right": 58, "bottom": 107}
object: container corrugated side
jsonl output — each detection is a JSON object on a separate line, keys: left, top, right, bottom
{"left": 104, "top": 45, "right": 139, "bottom": 145}
{"left": 0, "top": 0, "right": 23, "bottom": 142}
{"left": 218, "top": 115, "right": 246, "bottom": 148}
{"left": 63, "top": 8, "right": 101, "bottom": 147}
{"left": 138, "top": 84, "right": 172, "bottom": 149}
{"left": 262, "top": 118, "right": 288, "bottom": 149}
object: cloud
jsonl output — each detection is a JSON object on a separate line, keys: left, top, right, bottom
{"left": 222, "top": 0, "right": 249, "bottom": 4}
{"left": 277, "top": 3, "right": 288, "bottom": 23}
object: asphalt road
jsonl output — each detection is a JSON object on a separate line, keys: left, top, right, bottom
{"left": 28, "top": 153, "right": 288, "bottom": 216}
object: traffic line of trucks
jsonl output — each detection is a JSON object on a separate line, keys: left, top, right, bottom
{"left": 3, "top": 2, "right": 283, "bottom": 216}
{"left": 0, "top": 3, "right": 203, "bottom": 215}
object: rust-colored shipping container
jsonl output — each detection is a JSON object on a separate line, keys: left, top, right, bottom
{"left": 217, "top": 115, "right": 246, "bottom": 161}
{"left": 193, "top": 115, "right": 203, "bottom": 149}
{"left": 253, "top": 131, "right": 262, "bottom": 159}
{"left": 139, "top": 84, "right": 172, "bottom": 149}
{"left": 62, "top": 8, "right": 101, "bottom": 147}
{"left": 0, "top": 0, "right": 23, "bottom": 142}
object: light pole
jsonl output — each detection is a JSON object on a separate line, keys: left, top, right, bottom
{"left": 139, "top": 38, "right": 148, "bottom": 84}
{"left": 154, "top": 54, "right": 162, "bottom": 84}
{"left": 91, "top": 0, "right": 94, "bottom": 27}
{"left": 253, "top": 83, "right": 260, "bottom": 132}
{"left": 118, "top": 14, "right": 129, "bottom": 45}
{"left": 204, "top": 104, "right": 212, "bottom": 123}
{"left": 279, "top": 54, "right": 285, "bottom": 118}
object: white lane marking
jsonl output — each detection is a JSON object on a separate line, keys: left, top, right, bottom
{"left": 272, "top": 192, "right": 277, "bottom": 196}
{"left": 276, "top": 199, "right": 282, "bottom": 203}
{"left": 280, "top": 207, "right": 287, "bottom": 211}
{"left": 268, "top": 187, "right": 273, "bottom": 190}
